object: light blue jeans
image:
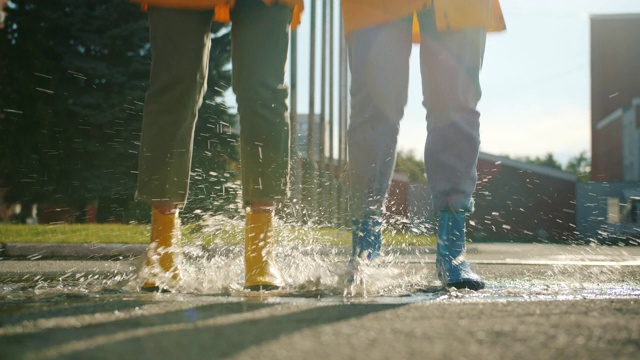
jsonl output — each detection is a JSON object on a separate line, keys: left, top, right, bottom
{"left": 347, "top": 7, "right": 486, "bottom": 220}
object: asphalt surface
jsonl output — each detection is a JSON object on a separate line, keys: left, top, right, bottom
{"left": 1, "top": 243, "right": 640, "bottom": 359}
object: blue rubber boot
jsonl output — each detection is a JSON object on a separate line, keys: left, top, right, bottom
{"left": 352, "top": 217, "right": 382, "bottom": 260}
{"left": 436, "top": 211, "right": 485, "bottom": 290}
{"left": 345, "top": 217, "right": 382, "bottom": 286}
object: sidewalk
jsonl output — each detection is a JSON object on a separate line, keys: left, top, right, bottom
{"left": 2, "top": 243, "right": 639, "bottom": 359}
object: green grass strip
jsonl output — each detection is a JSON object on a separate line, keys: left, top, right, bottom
{"left": 0, "top": 224, "right": 150, "bottom": 244}
{"left": 0, "top": 224, "right": 436, "bottom": 247}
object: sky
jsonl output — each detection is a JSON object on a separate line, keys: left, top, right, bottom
{"left": 226, "top": 0, "right": 640, "bottom": 166}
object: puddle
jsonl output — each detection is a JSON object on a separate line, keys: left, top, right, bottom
{"left": 1, "top": 215, "right": 639, "bottom": 310}
{"left": 2, "top": 253, "right": 639, "bottom": 308}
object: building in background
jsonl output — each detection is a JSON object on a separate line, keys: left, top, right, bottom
{"left": 407, "top": 153, "right": 577, "bottom": 241}
{"left": 590, "top": 14, "right": 640, "bottom": 181}
{"left": 577, "top": 14, "right": 640, "bottom": 242}
{"left": 473, "top": 153, "right": 577, "bottom": 241}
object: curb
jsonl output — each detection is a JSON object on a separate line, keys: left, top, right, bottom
{"left": 0, "top": 243, "right": 479, "bottom": 260}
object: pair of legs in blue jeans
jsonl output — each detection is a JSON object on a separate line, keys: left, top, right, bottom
{"left": 347, "top": 7, "right": 486, "bottom": 290}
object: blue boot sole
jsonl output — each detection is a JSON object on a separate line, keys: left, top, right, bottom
{"left": 446, "top": 279, "right": 485, "bottom": 291}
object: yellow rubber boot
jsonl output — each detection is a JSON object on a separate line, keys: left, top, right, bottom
{"left": 141, "top": 207, "right": 181, "bottom": 292}
{"left": 244, "top": 212, "right": 284, "bottom": 291}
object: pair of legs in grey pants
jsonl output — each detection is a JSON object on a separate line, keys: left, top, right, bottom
{"left": 136, "top": 2, "right": 292, "bottom": 291}
{"left": 347, "top": 7, "right": 487, "bottom": 290}
{"left": 348, "top": 7, "right": 486, "bottom": 223}
{"left": 136, "top": 2, "right": 291, "bottom": 207}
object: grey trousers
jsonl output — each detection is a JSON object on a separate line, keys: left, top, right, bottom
{"left": 136, "top": 3, "right": 292, "bottom": 206}
{"left": 347, "top": 7, "right": 486, "bottom": 218}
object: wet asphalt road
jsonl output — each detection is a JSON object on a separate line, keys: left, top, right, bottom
{"left": 1, "top": 243, "right": 639, "bottom": 359}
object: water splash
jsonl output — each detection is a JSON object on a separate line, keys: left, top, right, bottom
{"left": 1, "top": 216, "right": 639, "bottom": 304}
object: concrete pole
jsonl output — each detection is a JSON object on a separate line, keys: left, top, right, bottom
{"left": 307, "top": 0, "right": 316, "bottom": 163}
{"left": 319, "top": 0, "right": 329, "bottom": 223}
{"left": 289, "top": 21, "right": 301, "bottom": 211}
{"left": 328, "top": 0, "right": 335, "bottom": 168}
{"left": 328, "top": 0, "right": 336, "bottom": 225}
{"left": 306, "top": 0, "right": 318, "bottom": 220}
{"left": 319, "top": 0, "right": 327, "bottom": 169}
{"left": 337, "top": 8, "right": 344, "bottom": 170}
{"left": 339, "top": 5, "right": 350, "bottom": 226}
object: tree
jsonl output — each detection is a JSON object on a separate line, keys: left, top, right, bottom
{"left": 395, "top": 151, "right": 427, "bottom": 182}
{"left": 506, "top": 153, "right": 563, "bottom": 171}
{"left": 0, "top": 0, "right": 237, "bottom": 222}
{"left": 564, "top": 151, "right": 590, "bottom": 182}
{"left": 501, "top": 152, "right": 591, "bottom": 181}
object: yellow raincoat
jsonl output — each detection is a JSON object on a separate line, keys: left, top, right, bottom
{"left": 343, "top": 0, "right": 505, "bottom": 42}
{"left": 131, "top": 0, "right": 304, "bottom": 28}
